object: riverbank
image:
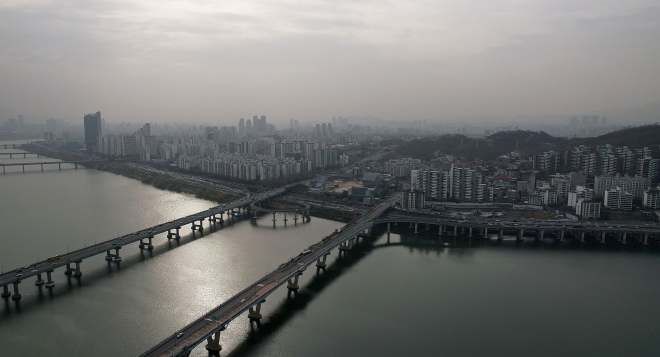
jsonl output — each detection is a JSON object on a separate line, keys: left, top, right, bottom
{"left": 18, "top": 143, "right": 237, "bottom": 204}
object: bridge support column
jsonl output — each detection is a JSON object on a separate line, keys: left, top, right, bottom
{"left": 41, "top": 164, "right": 43, "bottom": 172}
{"left": 139, "top": 236, "right": 154, "bottom": 250}
{"left": 167, "top": 228, "right": 181, "bottom": 239}
{"left": 45, "top": 270, "right": 55, "bottom": 288}
{"left": 439, "top": 225, "right": 443, "bottom": 236}
{"left": 35, "top": 273, "right": 45, "bottom": 286}
{"left": 601, "top": 232, "right": 606, "bottom": 244}
{"left": 538, "top": 230, "right": 544, "bottom": 242}
{"left": 69, "top": 261, "right": 82, "bottom": 277}
{"left": 294, "top": 212, "right": 298, "bottom": 224}
{"left": 11, "top": 282, "right": 21, "bottom": 300}
{"left": 483, "top": 228, "right": 488, "bottom": 239}
{"left": 249, "top": 301, "right": 265, "bottom": 322}
{"left": 386, "top": 222, "right": 391, "bottom": 234}
{"left": 1, "top": 285, "right": 10, "bottom": 299}
{"left": 58, "top": 163, "right": 61, "bottom": 171}
{"left": 644, "top": 233, "right": 649, "bottom": 245}
{"left": 74, "top": 163, "right": 78, "bottom": 169}
{"left": 272, "top": 212, "right": 276, "bottom": 225}
{"left": 205, "top": 330, "right": 222, "bottom": 352}
{"left": 559, "top": 230, "right": 565, "bottom": 242}
{"left": 622, "top": 232, "right": 628, "bottom": 245}
{"left": 316, "top": 254, "right": 329, "bottom": 268}
{"left": 498, "top": 229, "right": 504, "bottom": 241}
{"left": 468, "top": 227, "right": 473, "bottom": 237}
{"left": 287, "top": 274, "right": 301, "bottom": 291}
{"left": 517, "top": 229, "right": 524, "bottom": 241}
{"left": 283, "top": 212, "right": 288, "bottom": 225}
{"left": 414, "top": 223, "right": 418, "bottom": 234}
{"left": 580, "top": 231, "right": 585, "bottom": 243}
{"left": 453, "top": 226, "right": 458, "bottom": 236}
{"left": 425, "top": 224, "right": 430, "bottom": 231}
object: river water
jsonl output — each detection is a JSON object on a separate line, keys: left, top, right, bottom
{"left": 1, "top": 143, "right": 660, "bottom": 357}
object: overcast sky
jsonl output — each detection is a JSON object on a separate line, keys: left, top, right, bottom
{"left": 1, "top": 0, "right": 659, "bottom": 125}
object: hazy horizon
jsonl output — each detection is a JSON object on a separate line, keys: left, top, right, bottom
{"left": 1, "top": 0, "right": 659, "bottom": 125}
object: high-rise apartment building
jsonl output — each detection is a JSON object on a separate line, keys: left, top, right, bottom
{"left": 83, "top": 111, "right": 102, "bottom": 152}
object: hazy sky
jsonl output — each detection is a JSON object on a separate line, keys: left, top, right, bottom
{"left": 1, "top": 0, "right": 659, "bottom": 124}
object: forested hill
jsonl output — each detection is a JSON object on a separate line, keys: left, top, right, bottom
{"left": 394, "top": 125, "right": 660, "bottom": 162}
{"left": 569, "top": 124, "right": 660, "bottom": 148}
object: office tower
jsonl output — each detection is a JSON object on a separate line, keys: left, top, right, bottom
{"left": 260, "top": 115, "right": 267, "bottom": 133}
{"left": 322, "top": 123, "right": 327, "bottom": 138}
{"left": 328, "top": 123, "right": 334, "bottom": 138}
{"left": 84, "top": 111, "right": 102, "bottom": 152}
{"left": 252, "top": 115, "right": 259, "bottom": 133}
{"left": 316, "top": 124, "right": 321, "bottom": 137}
{"left": 246, "top": 119, "right": 252, "bottom": 135}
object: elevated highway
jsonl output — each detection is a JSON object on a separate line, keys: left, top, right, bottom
{"left": 138, "top": 199, "right": 394, "bottom": 357}
{"left": 138, "top": 203, "right": 659, "bottom": 356}
{"left": 0, "top": 188, "right": 289, "bottom": 301}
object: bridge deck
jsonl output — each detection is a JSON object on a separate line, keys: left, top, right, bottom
{"left": 0, "top": 189, "right": 285, "bottom": 288}
{"left": 138, "top": 199, "right": 393, "bottom": 357}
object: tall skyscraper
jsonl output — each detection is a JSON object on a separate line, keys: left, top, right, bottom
{"left": 246, "top": 119, "right": 252, "bottom": 135}
{"left": 84, "top": 111, "right": 102, "bottom": 152}
{"left": 260, "top": 115, "right": 267, "bottom": 133}
{"left": 238, "top": 118, "right": 245, "bottom": 136}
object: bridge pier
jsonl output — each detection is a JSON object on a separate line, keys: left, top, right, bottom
{"left": 498, "top": 229, "right": 503, "bottom": 241}
{"left": 1, "top": 285, "right": 10, "bottom": 299}
{"left": 287, "top": 274, "right": 301, "bottom": 291}
{"left": 205, "top": 330, "right": 222, "bottom": 352}
{"left": 11, "top": 282, "right": 21, "bottom": 301}
{"left": 66, "top": 261, "right": 83, "bottom": 276}
{"left": 414, "top": 223, "right": 418, "bottom": 234}
{"left": 453, "top": 226, "right": 458, "bottom": 236}
{"left": 283, "top": 212, "right": 288, "bottom": 225}
{"left": 517, "top": 229, "right": 524, "bottom": 242}
{"left": 45, "top": 270, "right": 55, "bottom": 288}
{"left": 559, "top": 230, "right": 565, "bottom": 242}
{"left": 483, "top": 228, "right": 488, "bottom": 239}
{"left": 294, "top": 212, "right": 298, "bottom": 224}
{"left": 622, "top": 232, "right": 628, "bottom": 245}
{"left": 439, "top": 225, "right": 443, "bottom": 236}
{"left": 139, "top": 236, "right": 154, "bottom": 250}
{"left": 248, "top": 301, "right": 265, "bottom": 322}
{"left": 537, "top": 230, "right": 544, "bottom": 242}
{"left": 41, "top": 164, "right": 43, "bottom": 172}
{"left": 468, "top": 227, "right": 473, "bottom": 237}
{"left": 601, "top": 232, "right": 606, "bottom": 244}
{"left": 579, "top": 231, "right": 585, "bottom": 243}
{"left": 272, "top": 212, "right": 277, "bottom": 225}
{"left": 167, "top": 227, "right": 181, "bottom": 239}
{"left": 316, "top": 254, "right": 329, "bottom": 268}
{"left": 105, "top": 247, "right": 122, "bottom": 262}
{"left": 35, "top": 273, "right": 45, "bottom": 286}
{"left": 386, "top": 222, "right": 390, "bottom": 234}
{"left": 58, "top": 163, "right": 61, "bottom": 171}
{"left": 644, "top": 233, "right": 649, "bottom": 245}
{"left": 191, "top": 220, "right": 203, "bottom": 232}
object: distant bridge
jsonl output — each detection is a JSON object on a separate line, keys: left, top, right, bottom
{"left": 0, "top": 160, "right": 103, "bottom": 173}
{"left": 0, "top": 152, "right": 40, "bottom": 159}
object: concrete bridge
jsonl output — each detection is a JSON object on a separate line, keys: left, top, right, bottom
{"left": 376, "top": 211, "right": 660, "bottom": 245}
{"left": 250, "top": 200, "right": 312, "bottom": 225}
{"left": 136, "top": 203, "right": 660, "bottom": 356}
{"left": 0, "top": 152, "right": 40, "bottom": 159}
{"left": 1, "top": 143, "right": 21, "bottom": 149}
{"left": 138, "top": 199, "right": 394, "bottom": 357}
{"left": 0, "top": 188, "right": 291, "bottom": 301}
{"left": 0, "top": 160, "right": 103, "bottom": 174}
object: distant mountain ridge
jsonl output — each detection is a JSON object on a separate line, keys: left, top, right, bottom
{"left": 394, "top": 124, "right": 660, "bottom": 161}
